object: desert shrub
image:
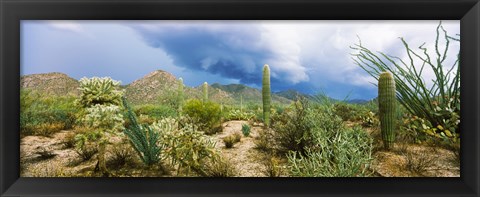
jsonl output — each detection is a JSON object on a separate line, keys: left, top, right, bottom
{"left": 123, "top": 97, "right": 161, "bottom": 166}
{"left": 108, "top": 142, "right": 134, "bottom": 168}
{"left": 183, "top": 99, "right": 222, "bottom": 134}
{"left": 226, "top": 109, "right": 255, "bottom": 121}
{"left": 360, "top": 111, "right": 379, "bottom": 127}
{"left": 241, "top": 124, "right": 251, "bottom": 137}
{"left": 352, "top": 22, "right": 460, "bottom": 142}
{"left": 151, "top": 117, "right": 221, "bottom": 176}
{"left": 333, "top": 102, "right": 358, "bottom": 121}
{"left": 270, "top": 98, "right": 317, "bottom": 154}
{"left": 202, "top": 157, "right": 237, "bottom": 177}
{"left": 133, "top": 104, "right": 177, "bottom": 119}
{"left": 74, "top": 142, "right": 99, "bottom": 161}
{"left": 263, "top": 156, "right": 284, "bottom": 177}
{"left": 287, "top": 126, "right": 373, "bottom": 177}
{"left": 223, "top": 135, "right": 235, "bottom": 148}
{"left": 403, "top": 149, "right": 438, "bottom": 176}
{"left": 254, "top": 128, "right": 276, "bottom": 153}
{"left": 20, "top": 90, "right": 79, "bottom": 137}
{"left": 233, "top": 132, "right": 242, "bottom": 143}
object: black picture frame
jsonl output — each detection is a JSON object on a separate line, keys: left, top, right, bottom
{"left": 1, "top": 0, "right": 479, "bottom": 196}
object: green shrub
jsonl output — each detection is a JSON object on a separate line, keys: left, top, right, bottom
{"left": 133, "top": 104, "right": 177, "bottom": 119}
{"left": 241, "top": 124, "right": 251, "bottom": 137}
{"left": 183, "top": 99, "right": 222, "bottom": 135}
{"left": 223, "top": 135, "right": 235, "bottom": 148}
{"left": 287, "top": 126, "right": 373, "bottom": 177}
{"left": 254, "top": 128, "right": 276, "bottom": 153}
{"left": 271, "top": 98, "right": 316, "bottom": 154}
{"left": 20, "top": 90, "right": 79, "bottom": 137}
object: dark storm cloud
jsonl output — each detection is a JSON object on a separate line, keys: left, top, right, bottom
{"left": 130, "top": 23, "right": 276, "bottom": 86}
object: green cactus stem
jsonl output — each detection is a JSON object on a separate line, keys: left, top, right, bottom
{"left": 378, "top": 71, "right": 396, "bottom": 150}
{"left": 262, "top": 64, "right": 271, "bottom": 127}
{"left": 203, "top": 82, "right": 208, "bottom": 102}
{"left": 178, "top": 78, "right": 184, "bottom": 111}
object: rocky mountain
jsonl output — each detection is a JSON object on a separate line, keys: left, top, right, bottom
{"left": 20, "top": 70, "right": 298, "bottom": 106}
{"left": 124, "top": 70, "right": 181, "bottom": 105}
{"left": 20, "top": 72, "right": 80, "bottom": 96}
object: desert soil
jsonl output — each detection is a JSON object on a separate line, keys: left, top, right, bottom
{"left": 20, "top": 121, "right": 460, "bottom": 177}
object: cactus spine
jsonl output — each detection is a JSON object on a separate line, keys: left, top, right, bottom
{"left": 203, "top": 82, "right": 208, "bottom": 102}
{"left": 378, "top": 72, "right": 396, "bottom": 150}
{"left": 178, "top": 78, "right": 184, "bottom": 111}
{"left": 262, "top": 64, "right": 271, "bottom": 127}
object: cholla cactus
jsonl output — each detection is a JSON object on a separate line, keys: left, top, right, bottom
{"left": 378, "top": 72, "right": 396, "bottom": 150}
{"left": 76, "top": 76, "right": 124, "bottom": 176}
{"left": 77, "top": 77, "right": 123, "bottom": 107}
{"left": 262, "top": 64, "right": 271, "bottom": 127}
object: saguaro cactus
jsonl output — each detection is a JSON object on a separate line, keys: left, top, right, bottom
{"left": 262, "top": 64, "right": 271, "bottom": 127}
{"left": 203, "top": 82, "right": 208, "bottom": 102}
{"left": 178, "top": 78, "right": 184, "bottom": 111}
{"left": 378, "top": 72, "right": 396, "bottom": 150}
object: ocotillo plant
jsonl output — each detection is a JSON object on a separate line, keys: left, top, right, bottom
{"left": 378, "top": 72, "right": 396, "bottom": 150}
{"left": 262, "top": 64, "right": 271, "bottom": 127}
{"left": 178, "top": 78, "right": 184, "bottom": 111}
{"left": 203, "top": 82, "right": 208, "bottom": 102}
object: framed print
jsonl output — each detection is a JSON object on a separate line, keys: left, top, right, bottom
{"left": 1, "top": 0, "right": 479, "bottom": 196}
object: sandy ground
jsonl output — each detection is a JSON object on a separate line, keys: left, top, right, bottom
{"left": 211, "top": 120, "right": 269, "bottom": 177}
{"left": 20, "top": 121, "right": 460, "bottom": 177}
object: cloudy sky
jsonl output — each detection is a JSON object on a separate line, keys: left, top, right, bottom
{"left": 21, "top": 20, "right": 459, "bottom": 100}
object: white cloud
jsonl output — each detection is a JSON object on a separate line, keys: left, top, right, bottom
{"left": 46, "top": 20, "right": 93, "bottom": 37}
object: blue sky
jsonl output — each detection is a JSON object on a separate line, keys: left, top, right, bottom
{"left": 21, "top": 20, "right": 459, "bottom": 100}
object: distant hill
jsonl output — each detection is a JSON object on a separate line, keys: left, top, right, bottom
{"left": 274, "top": 89, "right": 313, "bottom": 101}
{"left": 124, "top": 70, "right": 175, "bottom": 104}
{"left": 211, "top": 83, "right": 292, "bottom": 105}
{"left": 20, "top": 72, "right": 80, "bottom": 96}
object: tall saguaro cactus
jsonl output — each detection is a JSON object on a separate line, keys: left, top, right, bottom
{"left": 203, "top": 82, "right": 208, "bottom": 102}
{"left": 262, "top": 64, "right": 271, "bottom": 127}
{"left": 178, "top": 78, "right": 184, "bottom": 111}
{"left": 378, "top": 72, "right": 396, "bottom": 150}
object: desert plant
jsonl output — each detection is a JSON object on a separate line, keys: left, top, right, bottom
{"left": 287, "top": 126, "right": 373, "bottom": 177}
{"left": 133, "top": 104, "right": 177, "bottom": 120}
{"left": 352, "top": 22, "right": 460, "bottom": 141}
{"left": 233, "top": 132, "right": 242, "bottom": 143}
{"left": 183, "top": 99, "right": 222, "bottom": 134}
{"left": 241, "top": 124, "right": 251, "bottom": 137}
{"left": 20, "top": 91, "right": 79, "bottom": 137}
{"left": 178, "top": 77, "right": 184, "bottom": 111}
{"left": 262, "top": 64, "right": 271, "bottom": 127}
{"left": 123, "top": 97, "right": 161, "bottom": 166}
{"left": 223, "top": 135, "right": 235, "bottom": 148}
{"left": 271, "top": 98, "right": 317, "bottom": 154}
{"left": 151, "top": 117, "right": 220, "bottom": 176}
{"left": 108, "top": 142, "right": 134, "bottom": 168}
{"left": 202, "top": 157, "right": 237, "bottom": 177}
{"left": 226, "top": 109, "right": 255, "bottom": 121}
{"left": 263, "top": 155, "right": 284, "bottom": 177}
{"left": 378, "top": 72, "right": 397, "bottom": 150}
{"left": 76, "top": 77, "right": 125, "bottom": 176}
{"left": 254, "top": 128, "right": 276, "bottom": 152}
{"left": 203, "top": 82, "right": 208, "bottom": 102}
